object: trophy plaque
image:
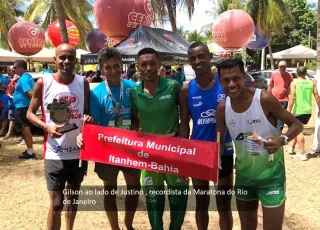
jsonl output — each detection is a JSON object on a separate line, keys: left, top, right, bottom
{"left": 47, "top": 99, "right": 78, "bottom": 134}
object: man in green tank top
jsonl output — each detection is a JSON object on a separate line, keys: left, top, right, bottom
{"left": 130, "top": 48, "right": 188, "bottom": 230}
{"left": 217, "top": 58, "right": 303, "bottom": 230}
{"left": 287, "top": 66, "right": 320, "bottom": 160}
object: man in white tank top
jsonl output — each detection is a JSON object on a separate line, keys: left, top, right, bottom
{"left": 216, "top": 59, "right": 303, "bottom": 230}
{"left": 27, "top": 44, "right": 90, "bottom": 230}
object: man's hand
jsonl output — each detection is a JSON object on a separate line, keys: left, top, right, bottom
{"left": 264, "top": 136, "right": 285, "bottom": 154}
{"left": 46, "top": 125, "right": 63, "bottom": 138}
{"left": 82, "top": 114, "right": 95, "bottom": 124}
{"left": 77, "top": 133, "right": 83, "bottom": 148}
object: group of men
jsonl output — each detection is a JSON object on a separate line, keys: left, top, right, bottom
{"left": 268, "top": 61, "right": 320, "bottom": 160}
{"left": 23, "top": 41, "right": 306, "bottom": 230}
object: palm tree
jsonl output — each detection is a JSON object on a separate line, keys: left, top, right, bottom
{"left": 245, "top": 0, "right": 293, "bottom": 69}
{"left": 317, "top": 1, "right": 320, "bottom": 74}
{"left": 201, "top": 0, "right": 243, "bottom": 33}
{"left": 203, "top": 30, "right": 213, "bottom": 42}
{"left": 24, "top": 0, "right": 93, "bottom": 49}
{"left": 176, "top": 26, "right": 189, "bottom": 39}
{"left": 53, "top": 0, "right": 68, "bottom": 44}
{"left": 0, "top": 0, "right": 25, "bottom": 50}
{"left": 187, "top": 30, "right": 205, "bottom": 43}
{"left": 152, "top": 0, "right": 198, "bottom": 32}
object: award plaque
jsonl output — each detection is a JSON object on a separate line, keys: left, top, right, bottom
{"left": 47, "top": 99, "right": 78, "bottom": 134}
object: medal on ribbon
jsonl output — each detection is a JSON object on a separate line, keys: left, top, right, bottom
{"left": 105, "top": 80, "right": 124, "bottom": 128}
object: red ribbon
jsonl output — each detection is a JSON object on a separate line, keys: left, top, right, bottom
{"left": 80, "top": 124, "right": 219, "bottom": 182}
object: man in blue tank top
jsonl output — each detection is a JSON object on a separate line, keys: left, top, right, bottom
{"left": 179, "top": 42, "right": 234, "bottom": 230}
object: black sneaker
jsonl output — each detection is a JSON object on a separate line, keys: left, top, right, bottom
{"left": 18, "top": 150, "right": 36, "bottom": 159}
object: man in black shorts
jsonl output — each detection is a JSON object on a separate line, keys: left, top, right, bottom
{"left": 12, "top": 60, "right": 36, "bottom": 159}
{"left": 179, "top": 42, "right": 234, "bottom": 230}
{"left": 27, "top": 44, "right": 90, "bottom": 230}
{"left": 287, "top": 66, "right": 320, "bottom": 160}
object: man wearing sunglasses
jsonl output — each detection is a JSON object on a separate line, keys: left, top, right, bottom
{"left": 12, "top": 60, "right": 36, "bottom": 159}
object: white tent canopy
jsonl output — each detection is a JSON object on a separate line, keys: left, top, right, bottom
{"left": 0, "top": 47, "right": 90, "bottom": 63}
{"left": 30, "top": 48, "right": 55, "bottom": 62}
{"left": 76, "top": 49, "right": 89, "bottom": 59}
{"left": 267, "top": 45, "right": 316, "bottom": 59}
{"left": 30, "top": 48, "right": 90, "bottom": 63}
{"left": 0, "top": 48, "right": 25, "bottom": 62}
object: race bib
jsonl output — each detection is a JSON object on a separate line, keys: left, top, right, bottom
{"left": 108, "top": 119, "right": 131, "bottom": 130}
{"left": 246, "top": 135, "right": 266, "bottom": 156}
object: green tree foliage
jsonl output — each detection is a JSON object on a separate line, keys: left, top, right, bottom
{"left": 201, "top": 0, "right": 243, "bottom": 32}
{"left": 272, "top": 0, "right": 317, "bottom": 52}
{"left": 176, "top": 26, "right": 190, "bottom": 39}
{"left": 152, "top": 0, "right": 198, "bottom": 31}
{"left": 187, "top": 29, "right": 205, "bottom": 43}
{"left": 0, "top": 0, "right": 25, "bottom": 50}
{"left": 24, "top": 0, "right": 93, "bottom": 49}
{"left": 245, "top": 0, "right": 294, "bottom": 69}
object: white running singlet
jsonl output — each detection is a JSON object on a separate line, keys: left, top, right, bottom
{"left": 42, "top": 74, "right": 84, "bottom": 160}
{"left": 225, "top": 89, "right": 285, "bottom": 187}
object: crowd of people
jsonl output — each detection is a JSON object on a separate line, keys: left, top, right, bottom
{"left": 1, "top": 41, "right": 319, "bottom": 230}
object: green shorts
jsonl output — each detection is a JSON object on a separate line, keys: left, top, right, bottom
{"left": 235, "top": 183, "right": 286, "bottom": 208}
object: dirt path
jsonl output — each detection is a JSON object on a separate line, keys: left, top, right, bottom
{"left": 1, "top": 102, "right": 320, "bottom": 229}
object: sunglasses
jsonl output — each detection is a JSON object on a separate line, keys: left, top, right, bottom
{"left": 12, "top": 66, "right": 20, "bottom": 69}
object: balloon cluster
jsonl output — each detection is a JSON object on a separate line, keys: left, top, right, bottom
{"left": 8, "top": 21, "right": 45, "bottom": 56}
{"left": 212, "top": 9, "right": 254, "bottom": 51}
{"left": 47, "top": 20, "right": 80, "bottom": 47}
{"left": 8, "top": 1, "right": 154, "bottom": 54}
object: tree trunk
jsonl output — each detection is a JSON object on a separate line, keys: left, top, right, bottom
{"left": 165, "top": 0, "right": 177, "bottom": 32}
{"left": 53, "top": 0, "right": 69, "bottom": 44}
{"left": 317, "top": 1, "right": 320, "bottom": 75}
{"left": 266, "top": 34, "right": 274, "bottom": 70}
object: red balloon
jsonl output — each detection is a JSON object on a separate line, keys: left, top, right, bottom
{"left": 212, "top": 10, "right": 254, "bottom": 50}
{"left": 47, "top": 20, "right": 80, "bottom": 47}
{"left": 94, "top": 0, "right": 153, "bottom": 41}
{"left": 8, "top": 21, "right": 45, "bottom": 56}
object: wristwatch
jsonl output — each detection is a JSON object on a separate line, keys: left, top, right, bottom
{"left": 280, "top": 135, "right": 289, "bottom": 145}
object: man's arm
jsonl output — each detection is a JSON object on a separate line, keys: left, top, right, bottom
{"left": 267, "top": 75, "right": 274, "bottom": 93}
{"left": 26, "top": 78, "right": 62, "bottom": 138}
{"left": 287, "top": 80, "right": 296, "bottom": 113}
{"left": 21, "top": 75, "right": 34, "bottom": 98}
{"left": 216, "top": 101, "right": 227, "bottom": 154}
{"left": 83, "top": 78, "right": 90, "bottom": 115}
{"left": 288, "top": 73, "right": 293, "bottom": 94}
{"left": 262, "top": 92, "right": 303, "bottom": 153}
{"left": 26, "top": 78, "right": 45, "bottom": 128}
{"left": 312, "top": 80, "right": 320, "bottom": 111}
{"left": 27, "top": 90, "right": 33, "bottom": 98}
{"left": 131, "top": 110, "right": 140, "bottom": 131}
{"left": 178, "top": 85, "right": 190, "bottom": 138}
{"left": 130, "top": 89, "right": 140, "bottom": 131}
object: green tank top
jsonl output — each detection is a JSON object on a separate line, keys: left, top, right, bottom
{"left": 293, "top": 79, "right": 313, "bottom": 115}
